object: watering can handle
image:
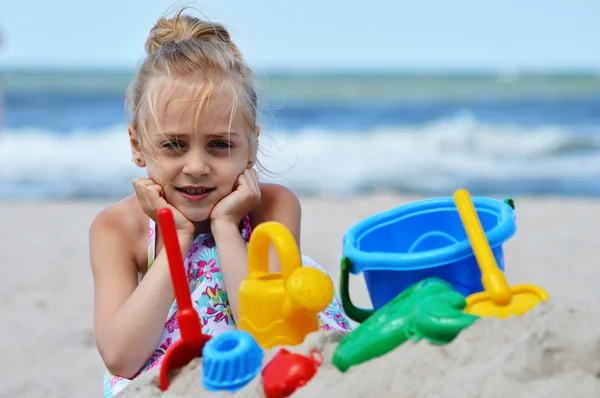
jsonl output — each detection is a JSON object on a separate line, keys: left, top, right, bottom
{"left": 339, "top": 257, "right": 374, "bottom": 323}
{"left": 247, "top": 221, "right": 302, "bottom": 283}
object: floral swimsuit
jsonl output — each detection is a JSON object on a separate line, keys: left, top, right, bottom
{"left": 103, "top": 215, "right": 353, "bottom": 397}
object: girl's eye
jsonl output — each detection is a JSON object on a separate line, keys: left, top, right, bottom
{"left": 210, "top": 140, "right": 232, "bottom": 149}
{"left": 162, "top": 140, "right": 184, "bottom": 150}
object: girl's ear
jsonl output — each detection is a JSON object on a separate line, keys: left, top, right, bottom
{"left": 129, "top": 125, "right": 146, "bottom": 167}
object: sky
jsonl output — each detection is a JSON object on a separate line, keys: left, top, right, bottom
{"left": 0, "top": 0, "right": 599, "bottom": 72}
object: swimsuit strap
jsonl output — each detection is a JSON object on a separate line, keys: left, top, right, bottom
{"left": 147, "top": 218, "right": 157, "bottom": 271}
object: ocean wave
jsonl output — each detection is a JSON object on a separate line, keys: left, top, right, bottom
{"left": 1, "top": 115, "right": 599, "bottom": 199}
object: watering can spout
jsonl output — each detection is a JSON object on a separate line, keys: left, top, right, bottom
{"left": 283, "top": 266, "right": 335, "bottom": 325}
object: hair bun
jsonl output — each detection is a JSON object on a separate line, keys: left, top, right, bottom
{"left": 145, "top": 11, "right": 240, "bottom": 57}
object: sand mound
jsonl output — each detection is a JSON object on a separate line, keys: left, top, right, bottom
{"left": 119, "top": 299, "right": 600, "bottom": 398}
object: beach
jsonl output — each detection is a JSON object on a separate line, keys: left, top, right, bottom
{"left": 1, "top": 193, "right": 599, "bottom": 397}
{"left": 2, "top": 5, "right": 599, "bottom": 395}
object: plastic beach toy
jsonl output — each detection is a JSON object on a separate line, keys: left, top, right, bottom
{"left": 237, "top": 221, "right": 334, "bottom": 348}
{"left": 157, "top": 208, "right": 212, "bottom": 391}
{"left": 202, "top": 330, "right": 263, "bottom": 392}
{"left": 453, "top": 189, "right": 549, "bottom": 318}
{"left": 333, "top": 276, "right": 478, "bottom": 372}
{"left": 341, "top": 195, "right": 516, "bottom": 322}
{"left": 262, "top": 348, "right": 324, "bottom": 398}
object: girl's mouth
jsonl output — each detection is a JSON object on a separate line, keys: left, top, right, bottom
{"left": 176, "top": 186, "right": 215, "bottom": 201}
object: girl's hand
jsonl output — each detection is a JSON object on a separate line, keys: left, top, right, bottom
{"left": 210, "top": 168, "right": 261, "bottom": 227}
{"left": 132, "top": 178, "right": 195, "bottom": 237}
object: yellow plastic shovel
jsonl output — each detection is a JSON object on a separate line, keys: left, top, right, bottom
{"left": 453, "top": 189, "right": 549, "bottom": 318}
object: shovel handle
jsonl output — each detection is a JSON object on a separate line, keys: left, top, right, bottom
{"left": 157, "top": 208, "right": 194, "bottom": 313}
{"left": 453, "top": 189, "right": 512, "bottom": 305}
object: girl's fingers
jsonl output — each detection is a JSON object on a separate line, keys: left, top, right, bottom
{"left": 132, "top": 178, "right": 167, "bottom": 214}
{"left": 132, "top": 179, "right": 152, "bottom": 208}
{"left": 146, "top": 185, "right": 167, "bottom": 210}
{"left": 245, "top": 168, "right": 260, "bottom": 195}
{"left": 236, "top": 173, "right": 250, "bottom": 192}
{"left": 133, "top": 178, "right": 154, "bottom": 189}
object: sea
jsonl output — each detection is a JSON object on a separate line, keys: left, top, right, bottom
{"left": 1, "top": 69, "right": 600, "bottom": 200}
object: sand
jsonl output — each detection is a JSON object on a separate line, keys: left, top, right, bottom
{"left": 1, "top": 193, "right": 600, "bottom": 397}
{"left": 119, "top": 299, "right": 600, "bottom": 398}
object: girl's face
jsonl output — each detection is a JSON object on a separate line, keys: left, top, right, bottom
{"left": 131, "top": 79, "right": 256, "bottom": 223}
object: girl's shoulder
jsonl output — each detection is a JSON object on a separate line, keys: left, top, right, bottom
{"left": 249, "top": 183, "right": 302, "bottom": 239}
{"left": 257, "top": 183, "right": 301, "bottom": 209}
{"left": 91, "top": 194, "right": 145, "bottom": 231}
{"left": 89, "top": 194, "right": 149, "bottom": 272}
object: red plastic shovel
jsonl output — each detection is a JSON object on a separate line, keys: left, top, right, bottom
{"left": 157, "top": 207, "right": 211, "bottom": 391}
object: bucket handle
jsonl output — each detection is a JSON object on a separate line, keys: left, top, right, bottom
{"left": 339, "top": 256, "right": 374, "bottom": 323}
{"left": 247, "top": 221, "right": 302, "bottom": 284}
{"left": 504, "top": 198, "right": 515, "bottom": 210}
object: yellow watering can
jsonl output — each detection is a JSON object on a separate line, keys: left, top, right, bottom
{"left": 237, "top": 221, "right": 334, "bottom": 348}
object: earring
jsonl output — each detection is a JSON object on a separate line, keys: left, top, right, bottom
{"left": 247, "top": 159, "right": 253, "bottom": 165}
{"left": 137, "top": 157, "right": 141, "bottom": 162}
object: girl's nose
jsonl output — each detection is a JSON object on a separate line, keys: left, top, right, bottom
{"left": 182, "top": 153, "right": 210, "bottom": 177}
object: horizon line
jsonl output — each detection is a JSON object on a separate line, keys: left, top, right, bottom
{"left": 2, "top": 64, "right": 600, "bottom": 77}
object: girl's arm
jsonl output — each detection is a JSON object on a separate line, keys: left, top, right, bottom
{"left": 213, "top": 184, "right": 302, "bottom": 322}
{"left": 211, "top": 220, "right": 249, "bottom": 323}
{"left": 89, "top": 207, "right": 193, "bottom": 379}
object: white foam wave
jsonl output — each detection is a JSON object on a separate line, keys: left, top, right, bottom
{"left": 1, "top": 115, "right": 599, "bottom": 198}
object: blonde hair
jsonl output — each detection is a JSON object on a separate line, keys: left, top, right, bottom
{"left": 125, "top": 7, "right": 258, "bottom": 161}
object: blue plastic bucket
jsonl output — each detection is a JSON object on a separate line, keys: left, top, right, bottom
{"left": 342, "top": 196, "right": 516, "bottom": 312}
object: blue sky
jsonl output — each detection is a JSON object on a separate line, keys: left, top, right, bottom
{"left": 0, "top": 0, "right": 598, "bottom": 72}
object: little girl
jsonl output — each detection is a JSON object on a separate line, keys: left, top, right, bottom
{"left": 89, "top": 7, "right": 353, "bottom": 397}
